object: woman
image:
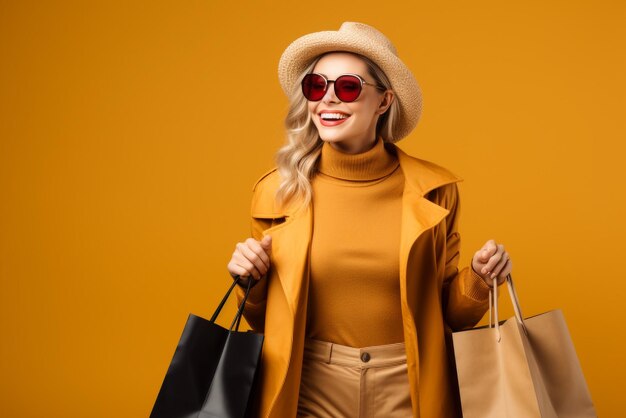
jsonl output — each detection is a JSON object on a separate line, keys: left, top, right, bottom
{"left": 227, "top": 22, "right": 512, "bottom": 418}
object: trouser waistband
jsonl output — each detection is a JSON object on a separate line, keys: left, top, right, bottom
{"left": 303, "top": 337, "right": 406, "bottom": 368}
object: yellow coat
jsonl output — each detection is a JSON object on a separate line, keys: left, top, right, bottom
{"left": 235, "top": 143, "right": 492, "bottom": 418}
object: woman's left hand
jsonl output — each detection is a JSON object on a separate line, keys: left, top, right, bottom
{"left": 471, "top": 239, "right": 512, "bottom": 286}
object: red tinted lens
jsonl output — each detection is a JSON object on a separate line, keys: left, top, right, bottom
{"left": 334, "top": 75, "right": 362, "bottom": 102}
{"left": 302, "top": 74, "right": 327, "bottom": 101}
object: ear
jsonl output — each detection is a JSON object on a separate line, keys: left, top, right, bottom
{"left": 377, "top": 90, "right": 395, "bottom": 114}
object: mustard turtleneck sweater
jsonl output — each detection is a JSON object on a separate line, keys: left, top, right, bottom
{"left": 306, "top": 136, "right": 405, "bottom": 347}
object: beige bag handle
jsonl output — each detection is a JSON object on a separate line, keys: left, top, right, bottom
{"left": 489, "top": 273, "right": 528, "bottom": 342}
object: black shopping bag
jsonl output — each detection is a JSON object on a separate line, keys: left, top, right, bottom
{"left": 151, "top": 276, "right": 264, "bottom": 418}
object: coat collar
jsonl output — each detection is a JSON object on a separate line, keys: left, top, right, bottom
{"left": 251, "top": 143, "right": 463, "bottom": 315}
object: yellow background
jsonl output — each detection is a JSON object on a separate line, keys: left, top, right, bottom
{"left": 1, "top": 0, "right": 624, "bottom": 416}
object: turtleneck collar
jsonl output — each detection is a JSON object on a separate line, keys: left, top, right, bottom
{"left": 317, "top": 136, "right": 399, "bottom": 181}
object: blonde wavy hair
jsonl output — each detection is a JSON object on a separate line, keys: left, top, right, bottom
{"left": 274, "top": 52, "right": 401, "bottom": 211}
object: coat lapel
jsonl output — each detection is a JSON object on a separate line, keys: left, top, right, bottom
{"left": 396, "top": 145, "right": 463, "bottom": 291}
{"left": 265, "top": 203, "right": 312, "bottom": 316}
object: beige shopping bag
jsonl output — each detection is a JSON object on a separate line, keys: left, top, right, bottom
{"left": 452, "top": 274, "right": 597, "bottom": 418}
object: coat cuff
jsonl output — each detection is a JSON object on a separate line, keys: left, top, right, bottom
{"left": 464, "top": 265, "right": 491, "bottom": 302}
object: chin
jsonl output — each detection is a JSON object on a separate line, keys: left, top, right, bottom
{"left": 317, "top": 129, "right": 349, "bottom": 143}
{"left": 319, "top": 133, "right": 339, "bottom": 142}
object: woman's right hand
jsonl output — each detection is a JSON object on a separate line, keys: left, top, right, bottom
{"left": 227, "top": 235, "right": 272, "bottom": 288}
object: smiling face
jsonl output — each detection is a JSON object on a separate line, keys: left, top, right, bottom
{"left": 307, "top": 52, "right": 394, "bottom": 154}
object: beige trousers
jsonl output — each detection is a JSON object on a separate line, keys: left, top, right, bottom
{"left": 297, "top": 337, "right": 413, "bottom": 418}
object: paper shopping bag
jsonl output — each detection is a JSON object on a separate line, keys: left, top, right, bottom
{"left": 452, "top": 274, "right": 596, "bottom": 418}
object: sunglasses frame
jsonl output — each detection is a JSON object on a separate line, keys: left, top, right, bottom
{"left": 301, "top": 73, "right": 386, "bottom": 103}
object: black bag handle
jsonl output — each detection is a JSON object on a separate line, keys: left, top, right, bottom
{"left": 230, "top": 276, "right": 254, "bottom": 332}
{"left": 208, "top": 275, "right": 255, "bottom": 333}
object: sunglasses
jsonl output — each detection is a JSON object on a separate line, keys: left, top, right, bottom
{"left": 301, "top": 73, "right": 386, "bottom": 103}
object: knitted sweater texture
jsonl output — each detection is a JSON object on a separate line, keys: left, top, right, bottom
{"left": 306, "top": 136, "right": 406, "bottom": 347}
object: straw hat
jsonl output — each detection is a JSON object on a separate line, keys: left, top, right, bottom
{"left": 278, "top": 22, "right": 422, "bottom": 141}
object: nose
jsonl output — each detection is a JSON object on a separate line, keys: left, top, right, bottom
{"left": 322, "top": 80, "right": 340, "bottom": 103}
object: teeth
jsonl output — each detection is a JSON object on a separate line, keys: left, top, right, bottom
{"left": 321, "top": 113, "right": 349, "bottom": 120}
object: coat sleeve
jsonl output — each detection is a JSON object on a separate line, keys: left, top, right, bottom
{"left": 439, "top": 182, "right": 493, "bottom": 331}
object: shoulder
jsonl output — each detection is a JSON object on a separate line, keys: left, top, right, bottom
{"left": 252, "top": 167, "right": 280, "bottom": 192}
{"left": 250, "top": 167, "right": 283, "bottom": 217}
{"left": 390, "top": 143, "right": 463, "bottom": 198}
